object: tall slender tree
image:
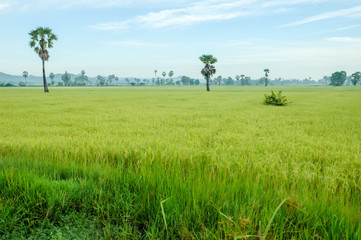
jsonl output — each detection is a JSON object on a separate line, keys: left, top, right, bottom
{"left": 29, "top": 27, "right": 57, "bottom": 92}
{"left": 264, "top": 69, "right": 270, "bottom": 86}
{"left": 162, "top": 71, "right": 166, "bottom": 85}
{"left": 199, "top": 54, "right": 217, "bottom": 91}
{"left": 22, "top": 71, "right": 28, "bottom": 86}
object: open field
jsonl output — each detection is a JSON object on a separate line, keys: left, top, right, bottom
{"left": 0, "top": 86, "right": 360, "bottom": 239}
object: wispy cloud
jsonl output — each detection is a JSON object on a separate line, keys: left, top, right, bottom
{"left": 282, "top": 5, "right": 361, "bottom": 27}
{"left": 91, "top": 0, "right": 260, "bottom": 30}
{"left": 326, "top": 37, "right": 361, "bottom": 43}
{"left": 104, "top": 40, "right": 167, "bottom": 47}
{"left": 0, "top": 2, "right": 10, "bottom": 10}
{"left": 91, "top": 0, "right": 334, "bottom": 30}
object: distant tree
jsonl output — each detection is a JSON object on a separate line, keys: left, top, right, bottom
{"left": 240, "top": 74, "right": 245, "bottom": 86}
{"left": 73, "top": 70, "right": 88, "bottom": 86}
{"left": 106, "top": 74, "right": 115, "bottom": 86}
{"left": 235, "top": 75, "right": 240, "bottom": 85}
{"left": 49, "top": 72, "right": 55, "bottom": 86}
{"left": 322, "top": 76, "right": 330, "bottom": 85}
{"left": 22, "top": 71, "right": 28, "bottom": 86}
{"left": 264, "top": 69, "right": 270, "bottom": 86}
{"left": 181, "top": 76, "right": 191, "bottom": 85}
{"left": 162, "top": 71, "right": 166, "bottom": 85}
{"left": 115, "top": 77, "right": 119, "bottom": 85}
{"left": 125, "top": 78, "right": 130, "bottom": 86}
{"left": 330, "top": 71, "right": 347, "bottom": 86}
{"left": 195, "top": 79, "right": 200, "bottom": 85}
{"left": 224, "top": 77, "right": 234, "bottom": 85}
{"left": 168, "top": 70, "right": 174, "bottom": 80}
{"left": 97, "top": 75, "right": 106, "bottom": 86}
{"left": 351, "top": 72, "right": 361, "bottom": 86}
{"left": 244, "top": 76, "right": 251, "bottom": 85}
{"left": 200, "top": 54, "right": 217, "bottom": 91}
{"left": 215, "top": 75, "right": 222, "bottom": 86}
{"left": 29, "top": 27, "right": 57, "bottom": 92}
{"left": 257, "top": 77, "right": 266, "bottom": 85}
{"left": 61, "top": 71, "right": 71, "bottom": 86}
{"left": 154, "top": 70, "right": 157, "bottom": 85}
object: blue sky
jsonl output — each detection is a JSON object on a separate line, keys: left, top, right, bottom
{"left": 1, "top": 0, "right": 361, "bottom": 80}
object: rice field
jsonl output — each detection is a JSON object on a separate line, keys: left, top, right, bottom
{"left": 0, "top": 86, "right": 360, "bottom": 239}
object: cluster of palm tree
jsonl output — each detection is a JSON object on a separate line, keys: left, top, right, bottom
{"left": 153, "top": 70, "right": 175, "bottom": 85}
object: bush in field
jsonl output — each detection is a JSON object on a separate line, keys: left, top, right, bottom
{"left": 264, "top": 90, "right": 288, "bottom": 106}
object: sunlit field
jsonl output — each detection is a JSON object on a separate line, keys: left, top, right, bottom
{"left": 0, "top": 86, "right": 360, "bottom": 239}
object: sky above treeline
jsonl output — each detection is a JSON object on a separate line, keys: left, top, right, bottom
{"left": 1, "top": 0, "right": 361, "bottom": 80}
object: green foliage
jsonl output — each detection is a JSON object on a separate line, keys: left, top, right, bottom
{"left": 73, "top": 71, "right": 89, "bottom": 86}
{"left": 0, "top": 87, "right": 361, "bottom": 239}
{"left": 330, "top": 71, "right": 347, "bottom": 86}
{"left": 1, "top": 83, "right": 15, "bottom": 87}
{"left": 351, "top": 72, "right": 361, "bottom": 86}
{"left": 61, "top": 71, "right": 72, "bottom": 86}
{"left": 264, "top": 90, "right": 288, "bottom": 106}
{"left": 96, "top": 75, "right": 106, "bottom": 86}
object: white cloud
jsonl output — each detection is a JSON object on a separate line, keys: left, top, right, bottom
{"left": 326, "top": 37, "right": 361, "bottom": 43}
{"left": 103, "top": 40, "right": 167, "bottom": 47}
{"left": 91, "top": 0, "right": 263, "bottom": 30}
{"left": 90, "top": 0, "right": 336, "bottom": 30}
{"left": 13, "top": 0, "right": 195, "bottom": 10}
{"left": 282, "top": 5, "right": 361, "bottom": 27}
{"left": 0, "top": 2, "right": 10, "bottom": 10}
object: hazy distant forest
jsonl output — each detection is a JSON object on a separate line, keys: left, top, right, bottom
{"left": 1, "top": 69, "right": 361, "bottom": 87}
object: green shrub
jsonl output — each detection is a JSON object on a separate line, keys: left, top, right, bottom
{"left": 264, "top": 90, "right": 288, "bottom": 106}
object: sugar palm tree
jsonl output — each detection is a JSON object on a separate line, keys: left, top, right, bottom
{"left": 29, "top": 27, "right": 57, "bottom": 92}
{"left": 199, "top": 54, "right": 217, "bottom": 91}
{"left": 264, "top": 69, "right": 270, "bottom": 86}
{"left": 22, "top": 71, "right": 28, "bottom": 86}
{"left": 154, "top": 70, "right": 157, "bottom": 85}
{"left": 162, "top": 71, "right": 166, "bottom": 85}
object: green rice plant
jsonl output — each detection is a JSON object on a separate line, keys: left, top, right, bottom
{"left": 0, "top": 86, "right": 360, "bottom": 239}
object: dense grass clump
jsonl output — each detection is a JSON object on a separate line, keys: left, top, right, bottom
{"left": 0, "top": 86, "right": 360, "bottom": 239}
{"left": 264, "top": 90, "right": 288, "bottom": 106}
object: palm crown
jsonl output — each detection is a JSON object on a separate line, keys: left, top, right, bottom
{"left": 200, "top": 54, "right": 217, "bottom": 78}
{"left": 29, "top": 27, "right": 57, "bottom": 62}
{"left": 199, "top": 54, "right": 217, "bottom": 91}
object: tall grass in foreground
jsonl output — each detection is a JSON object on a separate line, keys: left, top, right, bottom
{"left": 0, "top": 86, "right": 360, "bottom": 239}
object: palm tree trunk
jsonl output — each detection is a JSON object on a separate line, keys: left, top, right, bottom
{"left": 206, "top": 77, "right": 210, "bottom": 92}
{"left": 42, "top": 61, "right": 49, "bottom": 92}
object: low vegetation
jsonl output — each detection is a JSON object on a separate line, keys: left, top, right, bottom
{"left": 0, "top": 86, "right": 360, "bottom": 239}
{"left": 264, "top": 90, "right": 288, "bottom": 106}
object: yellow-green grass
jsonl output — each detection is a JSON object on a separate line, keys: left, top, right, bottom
{"left": 0, "top": 86, "right": 360, "bottom": 239}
